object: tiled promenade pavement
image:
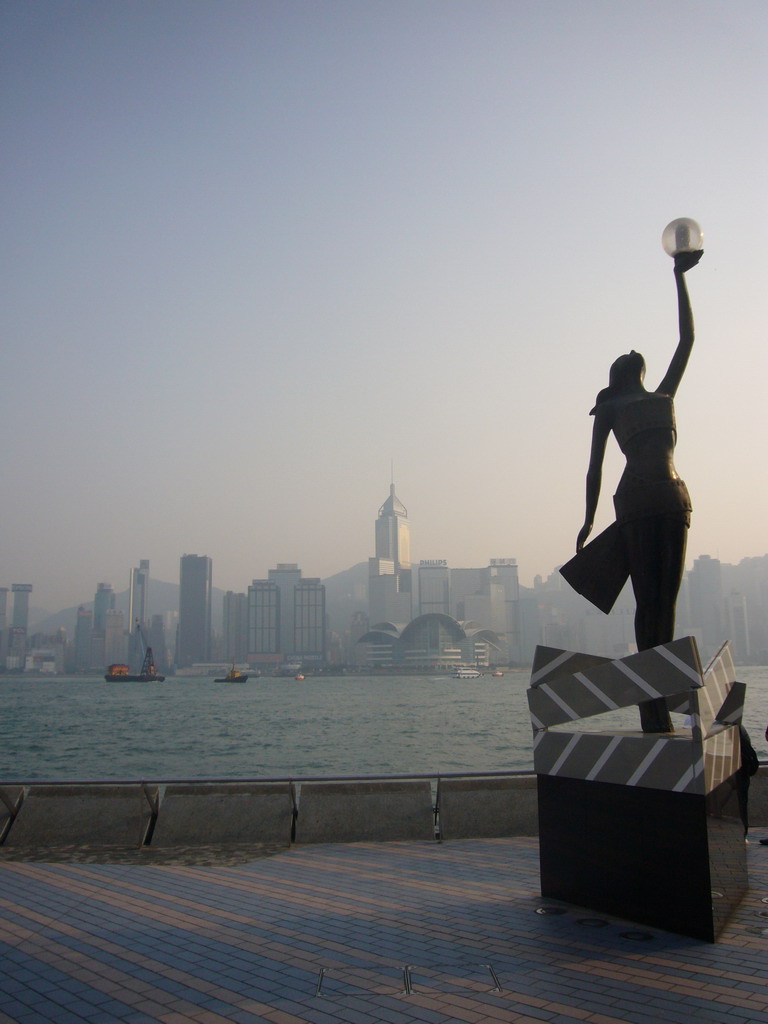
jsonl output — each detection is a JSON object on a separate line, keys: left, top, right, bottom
{"left": 2, "top": 836, "right": 768, "bottom": 1024}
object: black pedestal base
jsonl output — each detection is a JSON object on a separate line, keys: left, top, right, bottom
{"left": 537, "top": 774, "right": 747, "bottom": 942}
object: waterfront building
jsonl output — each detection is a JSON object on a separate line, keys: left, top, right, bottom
{"left": 26, "top": 627, "right": 66, "bottom": 672}
{"left": 368, "top": 482, "right": 412, "bottom": 625}
{"left": 25, "top": 647, "right": 62, "bottom": 674}
{"left": 444, "top": 561, "right": 521, "bottom": 664}
{"left": 247, "top": 564, "right": 326, "bottom": 669}
{"left": 357, "top": 613, "right": 500, "bottom": 670}
{"left": 223, "top": 591, "right": 248, "bottom": 663}
{"left": 177, "top": 554, "right": 212, "bottom": 667}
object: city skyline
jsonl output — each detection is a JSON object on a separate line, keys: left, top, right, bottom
{"left": 12, "top": 546, "right": 768, "bottom": 672}
{"left": 11, "top": 539, "right": 768, "bottom": 628}
{"left": 6, "top": 457, "right": 768, "bottom": 670}
{"left": 2, "top": 2, "right": 767, "bottom": 612}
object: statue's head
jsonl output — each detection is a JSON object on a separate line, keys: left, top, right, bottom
{"left": 609, "top": 350, "right": 645, "bottom": 390}
{"left": 591, "top": 350, "right": 647, "bottom": 413}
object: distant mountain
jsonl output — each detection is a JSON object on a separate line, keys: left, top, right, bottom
{"left": 322, "top": 562, "right": 369, "bottom": 632}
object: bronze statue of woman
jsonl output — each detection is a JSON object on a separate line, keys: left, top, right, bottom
{"left": 561, "top": 247, "right": 703, "bottom": 733}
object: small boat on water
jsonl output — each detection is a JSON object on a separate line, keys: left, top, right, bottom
{"left": 454, "top": 667, "right": 481, "bottom": 679}
{"left": 214, "top": 664, "right": 249, "bottom": 683}
{"left": 106, "top": 625, "right": 165, "bottom": 682}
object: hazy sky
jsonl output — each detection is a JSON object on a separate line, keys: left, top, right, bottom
{"left": 2, "top": 1, "right": 767, "bottom": 612}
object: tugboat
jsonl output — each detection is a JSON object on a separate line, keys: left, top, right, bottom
{"left": 214, "top": 663, "right": 249, "bottom": 683}
{"left": 105, "top": 622, "right": 165, "bottom": 682}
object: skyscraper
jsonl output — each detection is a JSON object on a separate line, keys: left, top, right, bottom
{"left": 92, "top": 581, "right": 116, "bottom": 667}
{"left": 9, "top": 584, "right": 32, "bottom": 668}
{"left": 487, "top": 559, "right": 522, "bottom": 664}
{"left": 294, "top": 577, "right": 326, "bottom": 663}
{"left": 104, "top": 608, "right": 127, "bottom": 666}
{"left": 177, "top": 555, "right": 212, "bottom": 667}
{"left": 247, "top": 564, "right": 326, "bottom": 668}
{"left": 128, "top": 559, "right": 150, "bottom": 629}
{"left": 223, "top": 591, "right": 248, "bottom": 663}
{"left": 93, "top": 582, "right": 115, "bottom": 633}
{"left": 11, "top": 584, "right": 32, "bottom": 631}
{"left": 73, "top": 606, "right": 93, "bottom": 672}
{"left": 687, "top": 554, "right": 723, "bottom": 660}
{"left": 368, "top": 483, "right": 412, "bottom": 625}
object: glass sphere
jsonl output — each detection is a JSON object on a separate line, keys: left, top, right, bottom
{"left": 662, "top": 218, "right": 703, "bottom": 256}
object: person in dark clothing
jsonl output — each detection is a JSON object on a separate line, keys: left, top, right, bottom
{"left": 738, "top": 725, "right": 759, "bottom": 838}
{"left": 760, "top": 724, "right": 768, "bottom": 846}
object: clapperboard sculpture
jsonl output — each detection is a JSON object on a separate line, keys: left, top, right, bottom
{"left": 528, "top": 637, "right": 747, "bottom": 941}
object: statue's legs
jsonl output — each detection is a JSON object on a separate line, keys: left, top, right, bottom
{"left": 623, "top": 516, "right": 689, "bottom": 733}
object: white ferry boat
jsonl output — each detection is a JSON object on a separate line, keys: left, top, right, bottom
{"left": 453, "top": 667, "right": 481, "bottom": 679}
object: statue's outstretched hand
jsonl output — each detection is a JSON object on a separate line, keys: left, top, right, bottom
{"left": 674, "top": 250, "right": 703, "bottom": 273}
{"left": 576, "top": 523, "right": 592, "bottom": 552}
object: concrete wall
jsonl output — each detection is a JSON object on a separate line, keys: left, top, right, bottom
{"left": 150, "top": 782, "right": 296, "bottom": 847}
{"left": 3, "top": 784, "right": 156, "bottom": 847}
{"left": 294, "top": 780, "right": 435, "bottom": 844}
{"left": 2, "top": 768, "right": 765, "bottom": 850}
{"left": 0, "top": 786, "right": 24, "bottom": 843}
{"left": 438, "top": 776, "right": 538, "bottom": 839}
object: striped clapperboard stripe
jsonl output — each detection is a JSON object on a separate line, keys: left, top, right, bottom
{"left": 527, "top": 638, "right": 742, "bottom": 795}
{"left": 694, "top": 643, "right": 743, "bottom": 793}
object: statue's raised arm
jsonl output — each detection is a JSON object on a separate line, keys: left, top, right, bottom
{"left": 657, "top": 249, "right": 703, "bottom": 397}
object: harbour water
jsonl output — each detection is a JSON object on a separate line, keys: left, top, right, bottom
{"left": 2, "top": 666, "right": 767, "bottom": 781}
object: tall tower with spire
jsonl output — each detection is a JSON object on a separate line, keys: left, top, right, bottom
{"left": 368, "top": 481, "right": 412, "bottom": 626}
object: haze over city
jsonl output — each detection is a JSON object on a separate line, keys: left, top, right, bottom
{"left": 2, "top": 1, "right": 766, "bottom": 613}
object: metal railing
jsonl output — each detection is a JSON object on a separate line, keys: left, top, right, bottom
{"left": 0, "top": 768, "right": 536, "bottom": 787}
